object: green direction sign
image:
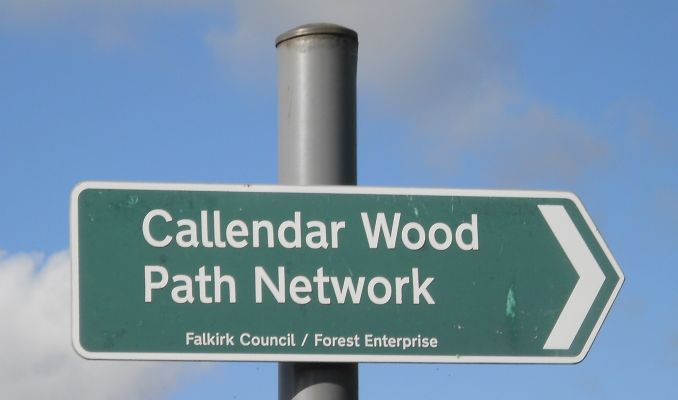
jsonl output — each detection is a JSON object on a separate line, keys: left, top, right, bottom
{"left": 71, "top": 182, "right": 623, "bottom": 363}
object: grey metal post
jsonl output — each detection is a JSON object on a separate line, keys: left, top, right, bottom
{"left": 277, "top": 23, "right": 357, "bottom": 185}
{"left": 276, "top": 23, "right": 359, "bottom": 400}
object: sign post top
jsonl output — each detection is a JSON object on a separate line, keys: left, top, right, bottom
{"left": 275, "top": 23, "right": 358, "bottom": 47}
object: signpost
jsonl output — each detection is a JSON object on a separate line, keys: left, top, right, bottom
{"left": 276, "top": 24, "right": 359, "bottom": 398}
{"left": 71, "top": 182, "right": 623, "bottom": 363}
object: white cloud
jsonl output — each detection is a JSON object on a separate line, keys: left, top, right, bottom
{"left": 209, "top": 0, "right": 607, "bottom": 185}
{"left": 0, "top": 0, "right": 223, "bottom": 49}
{"left": 415, "top": 89, "right": 607, "bottom": 185}
{"left": 0, "top": 250, "right": 200, "bottom": 400}
{"left": 0, "top": 0, "right": 218, "bottom": 22}
{"left": 0, "top": 0, "right": 611, "bottom": 184}
{"left": 206, "top": 1, "right": 479, "bottom": 95}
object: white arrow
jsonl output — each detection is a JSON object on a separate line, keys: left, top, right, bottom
{"left": 539, "top": 205, "right": 606, "bottom": 350}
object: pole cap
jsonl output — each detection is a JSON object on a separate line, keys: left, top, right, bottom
{"left": 276, "top": 23, "right": 358, "bottom": 47}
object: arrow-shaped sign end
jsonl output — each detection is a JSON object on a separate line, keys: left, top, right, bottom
{"left": 539, "top": 204, "right": 606, "bottom": 351}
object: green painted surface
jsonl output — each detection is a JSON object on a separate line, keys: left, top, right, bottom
{"left": 73, "top": 185, "right": 621, "bottom": 360}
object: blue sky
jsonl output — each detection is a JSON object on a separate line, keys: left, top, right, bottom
{"left": 0, "top": 1, "right": 676, "bottom": 399}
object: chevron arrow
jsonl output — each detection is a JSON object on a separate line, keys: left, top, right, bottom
{"left": 539, "top": 204, "right": 606, "bottom": 350}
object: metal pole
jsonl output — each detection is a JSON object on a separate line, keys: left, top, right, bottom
{"left": 276, "top": 23, "right": 359, "bottom": 400}
{"left": 277, "top": 23, "right": 357, "bottom": 185}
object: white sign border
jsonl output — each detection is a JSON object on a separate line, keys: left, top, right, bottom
{"left": 70, "top": 181, "right": 624, "bottom": 364}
